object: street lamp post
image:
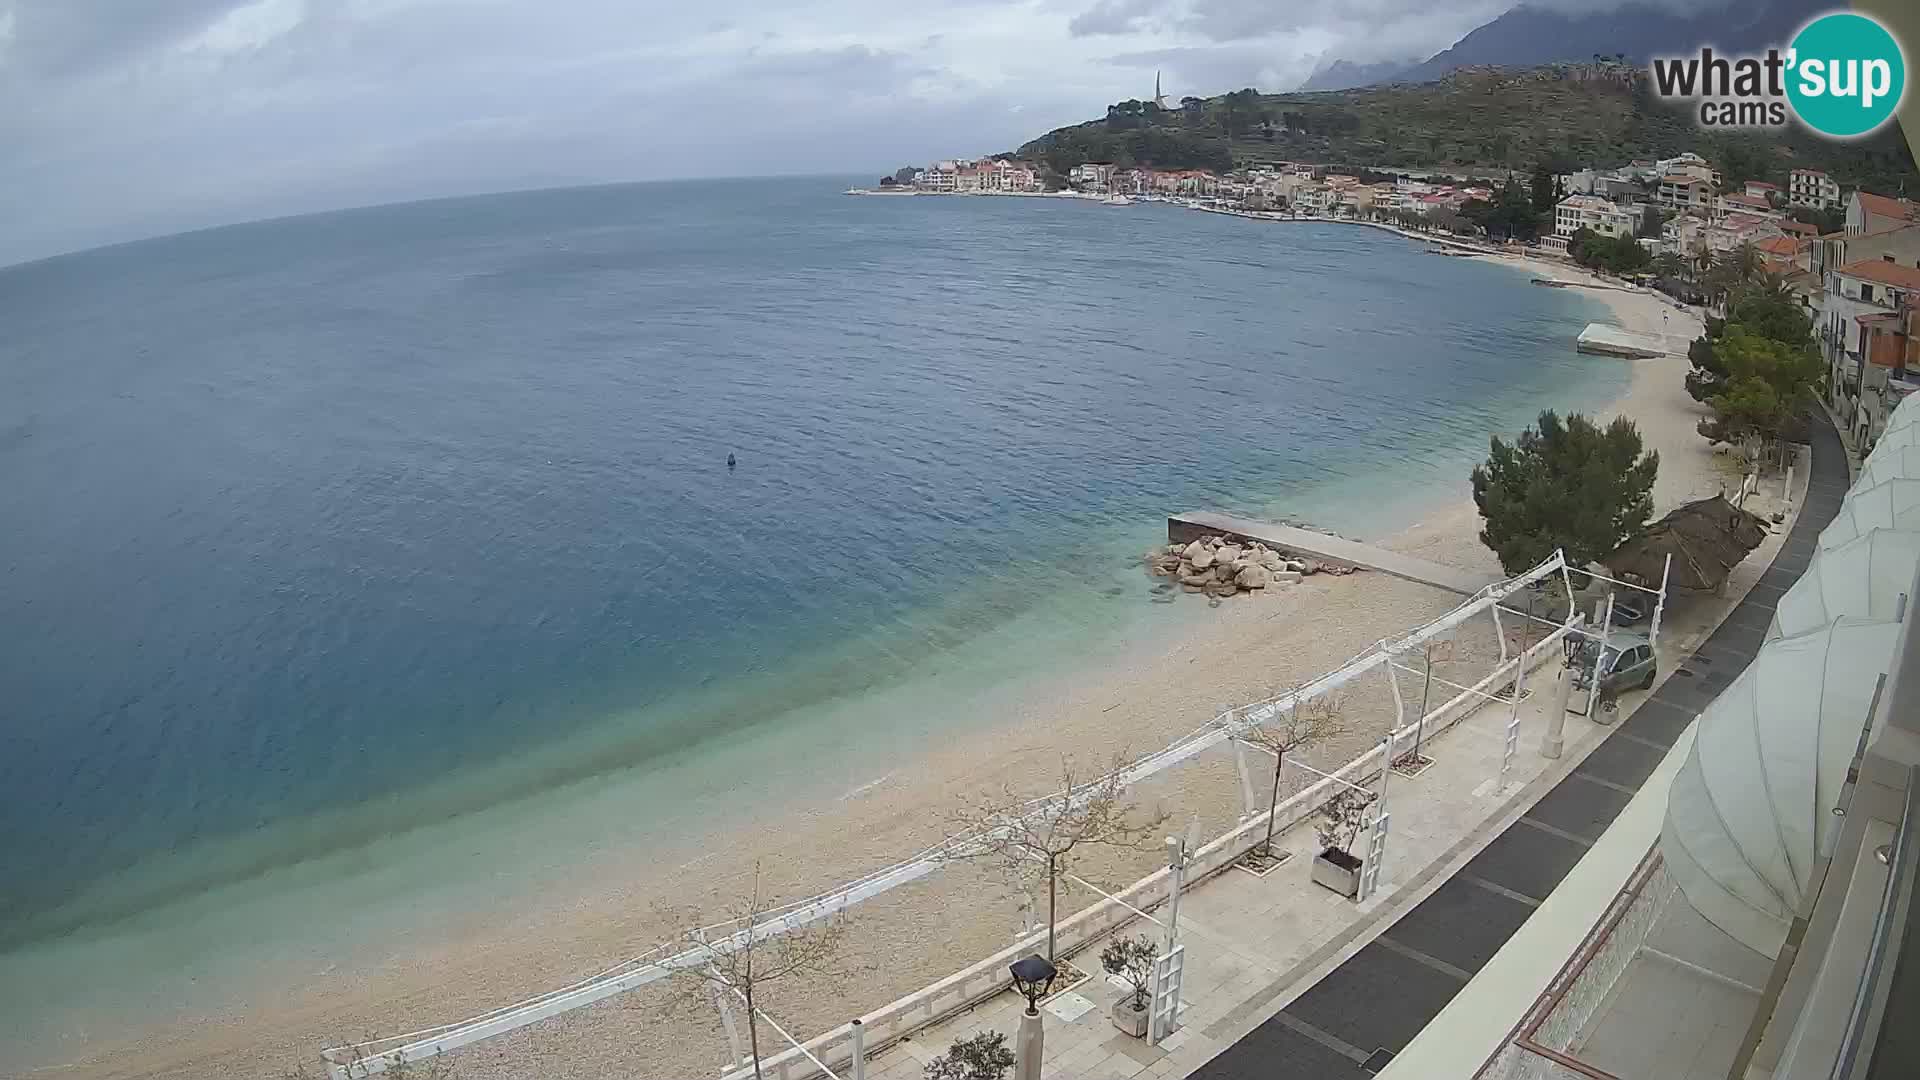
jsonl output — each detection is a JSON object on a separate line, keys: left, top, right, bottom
{"left": 1009, "top": 954, "right": 1058, "bottom": 1080}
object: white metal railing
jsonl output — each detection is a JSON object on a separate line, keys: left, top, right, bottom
{"left": 324, "top": 551, "right": 1576, "bottom": 1077}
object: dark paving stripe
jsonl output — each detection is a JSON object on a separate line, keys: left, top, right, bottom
{"left": 1516, "top": 815, "right": 1597, "bottom": 846}
{"left": 1572, "top": 770, "right": 1639, "bottom": 796}
{"left": 1722, "top": 607, "right": 1775, "bottom": 634}
{"left": 1525, "top": 777, "right": 1634, "bottom": 844}
{"left": 1620, "top": 698, "right": 1698, "bottom": 747}
{"left": 1466, "top": 820, "right": 1592, "bottom": 901}
{"left": 1579, "top": 733, "right": 1670, "bottom": 790}
{"left": 1373, "top": 934, "right": 1474, "bottom": 981}
{"left": 1459, "top": 872, "right": 1542, "bottom": 908}
{"left": 1382, "top": 876, "right": 1537, "bottom": 974}
{"left": 1183, "top": 410, "right": 1849, "bottom": 1079}
{"left": 1192, "top": 1011, "right": 1369, "bottom": 1079}
{"left": 1283, "top": 942, "right": 1465, "bottom": 1056}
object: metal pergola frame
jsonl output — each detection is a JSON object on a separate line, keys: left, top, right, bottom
{"left": 320, "top": 550, "right": 1580, "bottom": 1078}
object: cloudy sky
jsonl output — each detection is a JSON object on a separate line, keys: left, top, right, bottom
{"left": 0, "top": 0, "right": 1675, "bottom": 264}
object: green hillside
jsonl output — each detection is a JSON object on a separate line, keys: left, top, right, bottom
{"left": 1017, "top": 67, "right": 1918, "bottom": 194}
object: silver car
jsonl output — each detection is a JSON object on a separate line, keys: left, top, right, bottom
{"left": 1570, "top": 631, "right": 1658, "bottom": 699}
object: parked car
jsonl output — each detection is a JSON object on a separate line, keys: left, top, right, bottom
{"left": 1569, "top": 631, "right": 1658, "bottom": 702}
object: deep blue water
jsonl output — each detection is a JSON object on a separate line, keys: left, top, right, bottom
{"left": 0, "top": 179, "right": 1619, "bottom": 945}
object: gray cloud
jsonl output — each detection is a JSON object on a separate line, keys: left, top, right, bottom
{"left": 1, "top": 0, "right": 248, "bottom": 76}
{"left": 0, "top": 0, "right": 1743, "bottom": 266}
{"left": 1068, "top": 0, "right": 1166, "bottom": 37}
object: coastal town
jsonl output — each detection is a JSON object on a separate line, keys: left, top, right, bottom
{"left": 864, "top": 148, "right": 1920, "bottom": 459}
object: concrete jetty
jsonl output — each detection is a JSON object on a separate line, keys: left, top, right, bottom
{"left": 1576, "top": 323, "right": 1668, "bottom": 359}
{"left": 1168, "top": 511, "right": 1501, "bottom": 596}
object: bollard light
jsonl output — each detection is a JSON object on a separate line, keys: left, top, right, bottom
{"left": 1008, "top": 954, "right": 1058, "bottom": 1015}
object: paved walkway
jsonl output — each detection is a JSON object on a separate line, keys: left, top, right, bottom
{"left": 1190, "top": 410, "right": 1847, "bottom": 1080}
{"left": 853, "top": 414, "right": 1843, "bottom": 1080}
{"left": 1167, "top": 512, "right": 1499, "bottom": 597}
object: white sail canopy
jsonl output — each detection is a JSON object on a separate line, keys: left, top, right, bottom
{"left": 1866, "top": 419, "right": 1920, "bottom": 461}
{"left": 1662, "top": 619, "right": 1901, "bottom": 956}
{"left": 1855, "top": 445, "right": 1920, "bottom": 491}
{"left": 1878, "top": 393, "right": 1920, "bottom": 437}
{"left": 1770, "top": 529, "right": 1920, "bottom": 638}
{"left": 1818, "top": 478, "right": 1920, "bottom": 550}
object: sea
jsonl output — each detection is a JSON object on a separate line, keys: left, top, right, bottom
{"left": 0, "top": 178, "right": 1625, "bottom": 1060}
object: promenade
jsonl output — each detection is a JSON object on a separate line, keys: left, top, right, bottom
{"left": 849, "top": 419, "right": 1836, "bottom": 1080}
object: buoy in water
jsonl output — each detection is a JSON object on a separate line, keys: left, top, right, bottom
{"left": 727, "top": 453, "right": 736, "bottom": 470}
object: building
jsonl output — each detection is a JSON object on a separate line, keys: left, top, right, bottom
{"left": 1702, "top": 212, "right": 1786, "bottom": 258}
{"left": 1718, "top": 191, "right": 1782, "bottom": 218}
{"left": 1824, "top": 258, "right": 1920, "bottom": 439}
{"left": 1656, "top": 151, "right": 1715, "bottom": 181}
{"left": 915, "top": 161, "right": 959, "bottom": 192}
{"left": 1754, "top": 234, "right": 1810, "bottom": 274}
{"left": 1068, "top": 163, "right": 1115, "bottom": 190}
{"left": 1848, "top": 190, "right": 1920, "bottom": 236}
{"left": 1662, "top": 213, "right": 1710, "bottom": 259}
{"left": 1744, "top": 179, "right": 1781, "bottom": 202}
{"left": 1815, "top": 221, "right": 1920, "bottom": 282}
{"left": 1553, "top": 194, "right": 1639, "bottom": 238}
{"left": 1657, "top": 174, "right": 1715, "bottom": 215}
{"left": 1790, "top": 167, "right": 1842, "bottom": 209}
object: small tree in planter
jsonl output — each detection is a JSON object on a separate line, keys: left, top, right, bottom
{"left": 1099, "top": 935, "right": 1159, "bottom": 1037}
{"left": 663, "top": 864, "right": 849, "bottom": 1080}
{"left": 1234, "top": 688, "right": 1347, "bottom": 872}
{"left": 943, "top": 752, "right": 1169, "bottom": 970}
{"left": 1310, "top": 788, "right": 1378, "bottom": 899}
{"left": 924, "top": 1030, "right": 1016, "bottom": 1080}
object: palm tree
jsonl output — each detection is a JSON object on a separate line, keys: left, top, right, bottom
{"left": 1653, "top": 252, "right": 1686, "bottom": 280}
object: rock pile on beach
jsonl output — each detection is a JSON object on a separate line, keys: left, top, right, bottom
{"left": 1146, "top": 535, "right": 1355, "bottom": 598}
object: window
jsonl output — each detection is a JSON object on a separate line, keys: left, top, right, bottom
{"left": 1863, "top": 283, "right": 1876, "bottom": 302}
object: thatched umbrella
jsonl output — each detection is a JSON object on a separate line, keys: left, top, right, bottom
{"left": 1608, "top": 495, "right": 1770, "bottom": 592}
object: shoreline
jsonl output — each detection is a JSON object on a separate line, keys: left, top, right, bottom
{"left": 2, "top": 215, "right": 1718, "bottom": 1080}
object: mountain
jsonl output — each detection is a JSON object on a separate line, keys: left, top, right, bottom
{"left": 1308, "top": 0, "right": 1827, "bottom": 90}
{"left": 1017, "top": 64, "right": 1918, "bottom": 197}
{"left": 1299, "top": 58, "right": 1418, "bottom": 93}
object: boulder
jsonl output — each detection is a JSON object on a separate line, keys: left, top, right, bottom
{"left": 1181, "top": 583, "right": 1208, "bottom": 594}
{"left": 1190, "top": 546, "right": 1216, "bottom": 570}
{"left": 1179, "top": 572, "right": 1212, "bottom": 587}
{"left": 1181, "top": 540, "right": 1209, "bottom": 562}
{"left": 1207, "top": 583, "right": 1239, "bottom": 598}
{"left": 1259, "top": 550, "right": 1285, "bottom": 569}
{"left": 1216, "top": 544, "right": 1243, "bottom": 565}
{"left": 1236, "top": 564, "right": 1271, "bottom": 589}
{"left": 1215, "top": 564, "right": 1238, "bottom": 584}
{"left": 1168, "top": 544, "right": 1186, "bottom": 555}
{"left": 1285, "top": 560, "right": 1309, "bottom": 574}
{"left": 1272, "top": 570, "right": 1303, "bottom": 585}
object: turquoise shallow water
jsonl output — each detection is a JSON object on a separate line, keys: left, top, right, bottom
{"left": 0, "top": 181, "right": 1623, "bottom": 1032}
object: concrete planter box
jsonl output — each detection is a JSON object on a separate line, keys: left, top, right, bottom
{"left": 1111, "top": 998, "right": 1150, "bottom": 1038}
{"left": 1311, "top": 848, "right": 1363, "bottom": 899}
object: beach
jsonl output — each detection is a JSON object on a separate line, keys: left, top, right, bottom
{"left": 0, "top": 223, "right": 1737, "bottom": 1080}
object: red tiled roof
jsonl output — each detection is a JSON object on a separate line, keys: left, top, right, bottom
{"left": 1755, "top": 236, "right": 1801, "bottom": 257}
{"left": 1857, "top": 192, "right": 1920, "bottom": 222}
{"left": 1837, "top": 257, "right": 1920, "bottom": 290}
{"left": 1779, "top": 220, "right": 1818, "bottom": 236}
{"left": 1747, "top": 182, "right": 1780, "bottom": 190}
{"left": 1722, "top": 194, "right": 1772, "bottom": 209}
